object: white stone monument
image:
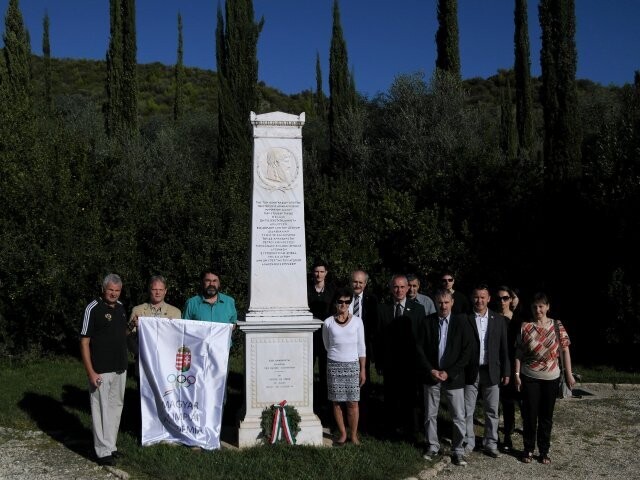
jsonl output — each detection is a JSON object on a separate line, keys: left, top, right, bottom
{"left": 237, "top": 111, "right": 324, "bottom": 447}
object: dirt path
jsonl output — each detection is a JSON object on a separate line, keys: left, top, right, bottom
{"left": 412, "top": 383, "right": 640, "bottom": 480}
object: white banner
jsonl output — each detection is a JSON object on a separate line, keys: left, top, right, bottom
{"left": 138, "top": 317, "right": 233, "bottom": 450}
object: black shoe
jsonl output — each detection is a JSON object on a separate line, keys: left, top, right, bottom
{"left": 111, "top": 451, "right": 124, "bottom": 459}
{"left": 97, "top": 455, "right": 115, "bottom": 466}
{"left": 501, "top": 436, "right": 513, "bottom": 453}
{"left": 484, "top": 448, "right": 500, "bottom": 458}
{"left": 451, "top": 454, "right": 468, "bottom": 467}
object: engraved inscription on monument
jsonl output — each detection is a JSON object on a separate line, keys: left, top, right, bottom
{"left": 256, "top": 339, "right": 305, "bottom": 404}
{"left": 255, "top": 200, "right": 304, "bottom": 268}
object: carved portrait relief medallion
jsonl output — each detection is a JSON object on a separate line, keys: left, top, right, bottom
{"left": 256, "top": 147, "right": 299, "bottom": 191}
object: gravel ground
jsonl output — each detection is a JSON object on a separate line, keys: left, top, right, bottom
{"left": 0, "top": 383, "right": 638, "bottom": 480}
{"left": 408, "top": 383, "right": 640, "bottom": 480}
{"left": 0, "top": 427, "right": 125, "bottom": 479}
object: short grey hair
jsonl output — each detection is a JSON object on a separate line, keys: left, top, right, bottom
{"left": 351, "top": 269, "right": 369, "bottom": 283}
{"left": 102, "top": 273, "right": 122, "bottom": 289}
{"left": 148, "top": 275, "right": 167, "bottom": 289}
{"left": 388, "top": 273, "right": 408, "bottom": 288}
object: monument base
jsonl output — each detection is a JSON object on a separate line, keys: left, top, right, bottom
{"left": 237, "top": 318, "right": 324, "bottom": 447}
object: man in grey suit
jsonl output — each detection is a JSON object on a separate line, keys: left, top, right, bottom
{"left": 463, "top": 284, "right": 510, "bottom": 458}
{"left": 417, "top": 289, "right": 472, "bottom": 466}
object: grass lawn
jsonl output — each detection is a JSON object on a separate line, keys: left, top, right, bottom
{"left": 0, "top": 353, "right": 425, "bottom": 480}
{"left": 1, "top": 353, "right": 637, "bottom": 480}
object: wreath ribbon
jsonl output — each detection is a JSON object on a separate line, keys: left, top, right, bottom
{"left": 269, "top": 400, "right": 295, "bottom": 444}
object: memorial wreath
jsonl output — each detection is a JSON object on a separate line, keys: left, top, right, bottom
{"left": 260, "top": 400, "right": 301, "bottom": 444}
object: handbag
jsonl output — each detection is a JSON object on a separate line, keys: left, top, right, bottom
{"left": 554, "top": 320, "right": 572, "bottom": 399}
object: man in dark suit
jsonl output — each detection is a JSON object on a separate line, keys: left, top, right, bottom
{"left": 463, "top": 284, "right": 510, "bottom": 458}
{"left": 376, "top": 274, "right": 426, "bottom": 441}
{"left": 417, "top": 289, "right": 472, "bottom": 466}
{"left": 349, "top": 269, "right": 378, "bottom": 432}
{"left": 350, "top": 269, "right": 379, "bottom": 377}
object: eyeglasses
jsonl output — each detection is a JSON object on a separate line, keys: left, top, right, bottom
{"left": 442, "top": 278, "right": 454, "bottom": 283}
{"left": 498, "top": 296, "right": 511, "bottom": 302}
{"left": 335, "top": 300, "right": 351, "bottom": 305}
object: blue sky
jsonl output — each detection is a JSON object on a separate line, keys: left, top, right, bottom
{"left": 1, "top": 0, "right": 638, "bottom": 97}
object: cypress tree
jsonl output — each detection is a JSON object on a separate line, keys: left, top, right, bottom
{"left": 435, "top": 0, "right": 460, "bottom": 78}
{"left": 104, "top": 0, "right": 137, "bottom": 137}
{"left": 42, "top": 11, "right": 52, "bottom": 114}
{"left": 315, "top": 51, "right": 326, "bottom": 118}
{"left": 173, "top": 12, "right": 185, "bottom": 122}
{"left": 121, "top": 0, "right": 138, "bottom": 133}
{"left": 499, "top": 76, "right": 517, "bottom": 160}
{"left": 104, "top": 0, "right": 123, "bottom": 137}
{"left": 514, "top": 0, "right": 533, "bottom": 158}
{"left": 216, "top": 0, "right": 263, "bottom": 169}
{"left": 2, "top": 0, "right": 31, "bottom": 108}
{"left": 539, "top": 0, "right": 581, "bottom": 187}
{"left": 328, "top": 0, "right": 354, "bottom": 170}
{"left": 214, "top": 0, "right": 263, "bottom": 297}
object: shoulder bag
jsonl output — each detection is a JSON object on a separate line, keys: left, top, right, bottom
{"left": 554, "top": 320, "right": 572, "bottom": 399}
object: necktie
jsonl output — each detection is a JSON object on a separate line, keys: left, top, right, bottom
{"left": 353, "top": 295, "right": 361, "bottom": 317}
{"left": 395, "top": 303, "right": 402, "bottom": 318}
{"left": 438, "top": 318, "right": 447, "bottom": 365}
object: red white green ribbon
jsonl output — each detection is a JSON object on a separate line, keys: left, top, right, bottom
{"left": 269, "top": 400, "right": 295, "bottom": 444}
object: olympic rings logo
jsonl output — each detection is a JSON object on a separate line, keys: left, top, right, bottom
{"left": 167, "top": 373, "right": 196, "bottom": 387}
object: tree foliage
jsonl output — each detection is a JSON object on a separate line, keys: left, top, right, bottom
{"left": 328, "top": 0, "right": 355, "bottom": 172}
{"left": 539, "top": 0, "right": 581, "bottom": 188}
{"left": 42, "top": 10, "right": 52, "bottom": 114}
{"left": 314, "top": 51, "right": 326, "bottom": 118}
{"left": 2, "top": 0, "right": 31, "bottom": 110}
{"left": 514, "top": 0, "right": 534, "bottom": 158}
{"left": 0, "top": 2, "right": 638, "bottom": 368}
{"left": 435, "top": 0, "right": 460, "bottom": 78}
{"left": 173, "top": 12, "right": 184, "bottom": 121}
{"left": 104, "top": 0, "right": 137, "bottom": 137}
{"left": 215, "top": 0, "right": 264, "bottom": 307}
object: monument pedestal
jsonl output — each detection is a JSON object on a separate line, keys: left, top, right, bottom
{"left": 237, "top": 318, "right": 323, "bottom": 447}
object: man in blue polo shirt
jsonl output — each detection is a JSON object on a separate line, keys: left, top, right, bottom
{"left": 183, "top": 268, "right": 237, "bottom": 325}
{"left": 183, "top": 268, "right": 237, "bottom": 416}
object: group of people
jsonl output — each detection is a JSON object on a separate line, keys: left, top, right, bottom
{"left": 310, "top": 262, "right": 576, "bottom": 468}
{"left": 80, "top": 264, "right": 575, "bottom": 468}
{"left": 79, "top": 269, "right": 236, "bottom": 466}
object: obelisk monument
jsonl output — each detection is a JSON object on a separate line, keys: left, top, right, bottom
{"left": 237, "top": 111, "right": 323, "bottom": 447}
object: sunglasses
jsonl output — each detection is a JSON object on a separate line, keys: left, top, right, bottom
{"left": 498, "top": 296, "right": 511, "bottom": 302}
{"left": 442, "top": 278, "right": 454, "bottom": 283}
{"left": 335, "top": 300, "right": 351, "bottom": 305}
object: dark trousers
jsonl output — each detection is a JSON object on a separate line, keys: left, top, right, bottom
{"left": 313, "top": 329, "right": 328, "bottom": 412}
{"left": 520, "top": 375, "right": 558, "bottom": 455}
{"left": 500, "top": 382, "right": 521, "bottom": 439}
{"left": 383, "top": 370, "right": 419, "bottom": 441}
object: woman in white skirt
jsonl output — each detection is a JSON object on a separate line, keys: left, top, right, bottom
{"left": 322, "top": 287, "right": 366, "bottom": 445}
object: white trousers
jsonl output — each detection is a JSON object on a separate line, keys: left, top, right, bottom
{"left": 90, "top": 370, "right": 126, "bottom": 458}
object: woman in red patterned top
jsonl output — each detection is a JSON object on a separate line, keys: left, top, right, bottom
{"left": 514, "top": 292, "right": 576, "bottom": 464}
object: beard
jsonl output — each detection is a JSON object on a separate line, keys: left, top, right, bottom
{"left": 204, "top": 286, "right": 218, "bottom": 298}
